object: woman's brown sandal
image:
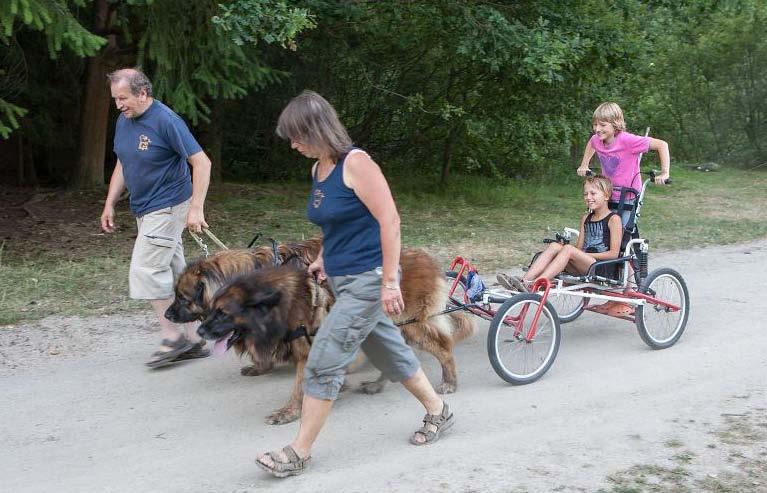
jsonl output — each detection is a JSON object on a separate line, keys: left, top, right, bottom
{"left": 255, "top": 445, "right": 311, "bottom": 478}
{"left": 410, "top": 402, "right": 454, "bottom": 446}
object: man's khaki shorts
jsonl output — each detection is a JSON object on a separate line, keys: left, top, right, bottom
{"left": 129, "top": 199, "right": 190, "bottom": 300}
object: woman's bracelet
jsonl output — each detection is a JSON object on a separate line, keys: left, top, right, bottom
{"left": 383, "top": 283, "right": 400, "bottom": 291}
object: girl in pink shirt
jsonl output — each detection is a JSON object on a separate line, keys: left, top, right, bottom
{"left": 576, "top": 102, "right": 671, "bottom": 317}
{"left": 577, "top": 102, "right": 670, "bottom": 206}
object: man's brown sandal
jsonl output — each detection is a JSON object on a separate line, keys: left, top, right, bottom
{"left": 145, "top": 336, "right": 195, "bottom": 368}
{"left": 410, "top": 402, "right": 454, "bottom": 446}
{"left": 173, "top": 341, "right": 210, "bottom": 362}
{"left": 255, "top": 445, "right": 311, "bottom": 478}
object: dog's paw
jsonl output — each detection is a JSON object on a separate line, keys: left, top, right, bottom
{"left": 435, "top": 381, "right": 456, "bottom": 394}
{"left": 240, "top": 364, "right": 273, "bottom": 377}
{"left": 358, "top": 380, "right": 386, "bottom": 395}
{"left": 265, "top": 408, "right": 300, "bottom": 425}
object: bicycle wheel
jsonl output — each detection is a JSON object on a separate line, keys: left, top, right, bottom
{"left": 546, "top": 289, "right": 585, "bottom": 324}
{"left": 487, "top": 293, "right": 561, "bottom": 385}
{"left": 445, "top": 271, "right": 468, "bottom": 308}
{"left": 636, "top": 268, "right": 689, "bottom": 349}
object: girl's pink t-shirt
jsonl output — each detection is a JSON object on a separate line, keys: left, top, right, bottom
{"left": 589, "top": 131, "right": 650, "bottom": 200}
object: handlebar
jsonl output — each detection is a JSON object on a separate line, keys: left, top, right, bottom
{"left": 543, "top": 226, "right": 579, "bottom": 245}
{"left": 648, "top": 170, "right": 672, "bottom": 185}
{"left": 583, "top": 168, "right": 671, "bottom": 185}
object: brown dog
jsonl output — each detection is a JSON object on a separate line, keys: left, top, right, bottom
{"left": 167, "top": 239, "right": 476, "bottom": 424}
{"left": 165, "top": 238, "right": 323, "bottom": 327}
{"left": 196, "top": 266, "right": 324, "bottom": 425}
{"left": 165, "top": 239, "right": 326, "bottom": 376}
{"left": 197, "top": 267, "right": 324, "bottom": 424}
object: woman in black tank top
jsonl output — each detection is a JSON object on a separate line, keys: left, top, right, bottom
{"left": 504, "top": 175, "right": 623, "bottom": 291}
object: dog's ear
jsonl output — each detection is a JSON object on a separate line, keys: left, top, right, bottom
{"left": 193, "top": 281, "right": 206, "bottom": 305}
{"left": 247, "top": 287, "right": 281, "bottom": 308}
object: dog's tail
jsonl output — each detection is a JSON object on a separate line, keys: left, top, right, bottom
{"left": 448, "top": 311, "right": 476, "bottom": 343}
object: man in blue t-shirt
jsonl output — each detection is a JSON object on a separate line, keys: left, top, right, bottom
{"left": 99, "top": 68, "right": 213, "bottom": 368}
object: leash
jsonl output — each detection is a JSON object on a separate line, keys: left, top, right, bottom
{"left": 270, "top": 239, "right": 281, "bottom": 267}
{"left": 188, "top": 228, "right": 229, "bottom": 257}
{"left": 246, "top": 233, "right": 262, "bottom": 249}
{"left": 395, "top": 304, "right": 469, "bottom": 327}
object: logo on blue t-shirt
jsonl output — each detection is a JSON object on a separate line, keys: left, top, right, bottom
{"left": 138, "top": 134, "right": 151, "bottom": 151}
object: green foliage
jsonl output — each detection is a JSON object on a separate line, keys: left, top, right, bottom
{"left": 222, "top": 0, "right": 767, "bottom": 181}
{"left": 1, "top": 0, "right": 313, "bottom": 144}
{"left": 0, "top": 97, "right": 27, "bottom": 138}
{"left": 212, "top": 0, "right": 315, "bottom": 48}
{"left": 0, "top": 0, "right": 104, "bottom": 140}
{"left": 224, "top": 0, "right": 634, "bottom": 180}
{"left": 1, "top": 0, "right": 104, "bottom": 57}
{"left": 132, "top": 0, "right": 314, "bottom": 124}
{"left": 5, "top": 0, "right": 767, "bottom": 181}
{"left": 630, "top": 0, "right": 767, "bottom": 165}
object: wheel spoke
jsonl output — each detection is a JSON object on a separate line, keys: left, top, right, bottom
{"left": 487, "top": 294, "right": 561, "bottom": 384}
{"left": 636, "top": 269, "right": 689, "bottom": 349}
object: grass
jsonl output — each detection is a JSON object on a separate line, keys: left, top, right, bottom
{"left": 1, "top": 165, "right": 767, "bottom": 325}
{"left": 599, "top": 410, "right": 767, "bottom": 492}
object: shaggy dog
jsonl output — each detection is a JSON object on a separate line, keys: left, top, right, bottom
{"left": 197, "top": 267, "right": 323, "bottom": 425}
{"left": 167, "top": 239, "right": 476, "bottom": 424}
{"left": 165, "top": 239, "right": 326, "bottom": 376}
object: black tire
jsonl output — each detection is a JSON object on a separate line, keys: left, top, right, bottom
{"left": 487, "top": 293, "right": 561, "bottom": 385}
{"left": 636, "top": 268, "right": 689, "bottom": 349}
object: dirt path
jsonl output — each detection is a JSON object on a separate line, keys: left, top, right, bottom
{"left": 1, "top": 241, "right": 766, "bottom": 493}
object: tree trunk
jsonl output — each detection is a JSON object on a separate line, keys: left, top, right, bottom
{"left": 570, "top": 138, "right": 581, "bottom": 166}
{"left": 440, "top": 125, "right": 460, "bottom": 184}
{"left": 71, "top": 0, "right": 117, "bottom": 189}
{"left": 14, "top": 129, "right": 37, "bottom": 187}
{"left": 197, "top": 100, "right": 223, "bottom": 183}
{"left": 24, "top": 142, "right": 38, "bottom": 187}
{"left": 16, "top": 131, "right": 24, "bottom": 186}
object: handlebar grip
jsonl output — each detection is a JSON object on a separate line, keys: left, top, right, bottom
{"left": 648, "top": 170, "right": 672, "bottom": 185}
{"left": 584, "top": 169, "right": 595, "bottom": 177}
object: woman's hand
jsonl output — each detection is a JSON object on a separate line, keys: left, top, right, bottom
{"left": 308, "top": 256, "right": 326, "bottom": 282}
{"left": 381, "top": 284, "right": 404, "bottom": 317}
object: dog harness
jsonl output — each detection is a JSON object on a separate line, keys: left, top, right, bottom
{"left": 283, "top": 324, "right": 313, "bottom": 346}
